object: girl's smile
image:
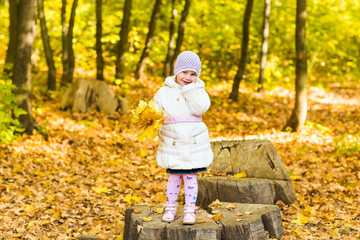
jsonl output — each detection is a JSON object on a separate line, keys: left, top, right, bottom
{"left": 176, "top": 70, "right": 197, "bottom": 86}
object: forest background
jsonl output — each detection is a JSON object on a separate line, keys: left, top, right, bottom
{"left": 0, "top": 0, "right": 359, "bottom": 239}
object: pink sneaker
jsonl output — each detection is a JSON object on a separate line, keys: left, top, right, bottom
{"left": 183, "top": 203, "right": 197, "bottom": 225}
{"left": 162, "top": 201, "right": 177, "bottom": 222}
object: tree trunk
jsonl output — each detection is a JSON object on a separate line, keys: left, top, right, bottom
{"left": 12, "top": 0, "right": 36, "bottom": 134}
{"left": 171, "top": 0, "right": 191, "bottom": 71}
{"left": 96, "top": 0, "right": 104, "bottom": 80}
{"left": 134, "top": 0, "right": 162, "bottom": 80}
{"left": 68, "top": 0, "right": 78, "bottom": 83}
{"left": 61, "top": 0, "right": 68, "bottom": 86}
{"left": 37, "top": 0, "right": 57, "bottom": 90}
{"left": 229, "top": 0, "right": 254, "bottom": 102}
{"left": 115, "top": 0, "right": 132, "bottom": 80}
{"left": 258, "top": 0, "right": 270, "bottom": 93}
{"left": 283, "top": 0, "right": 307, "bottom": 132}
{"left": 61, "top": 0, "right": 78, "bottom": 85}
{"left": 4, "top": 0, "right": 18, "bottom": 75}
{"left": 163, "top": 0, "right": 177, "bottom": 77}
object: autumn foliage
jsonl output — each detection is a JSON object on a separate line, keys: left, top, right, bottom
{"left": 0, "top": 76, "right": 359, "bottom": 239}
{"left": 131, "top": 100, "right": 165, "bottom": 141}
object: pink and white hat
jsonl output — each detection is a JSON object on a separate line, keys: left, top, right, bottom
{"left": 174, "top": 51, "right": 201, "bottom": 76}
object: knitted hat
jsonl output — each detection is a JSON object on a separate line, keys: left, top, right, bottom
{"left": 174, "top": 51, "right": 201, "bottom": 76}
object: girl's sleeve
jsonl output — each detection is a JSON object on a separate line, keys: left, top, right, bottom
{"left": 181, "top": 80, "right": 211, "bottom": 116}
{"left": 153, "top": 88, "right": 164, "bottom": 111}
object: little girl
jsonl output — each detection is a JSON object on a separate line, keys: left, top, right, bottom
{"left": 153, "top": 51, "right": 213, "bottom": 224}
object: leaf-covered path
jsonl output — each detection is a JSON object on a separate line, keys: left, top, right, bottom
{"left": 1, "top": 78, "right": 359, "bottom": 239}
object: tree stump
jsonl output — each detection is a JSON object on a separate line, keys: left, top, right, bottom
{"left": 123, "top": 203, "right": 283, "bottom": 240}
{"left": 60, "top": 79, "right": 127, "bottom": 115}
{"left": 197, "top": 140, "right": 296, "bottom": 209}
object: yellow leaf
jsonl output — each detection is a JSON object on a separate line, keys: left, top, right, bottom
{"left": 233, "top": 171, "right": 247, "bottom": 178}
{"left": 235, "top": 218, "right": 243, "bottom": 222}
{"left": 94, "top": 187, "right": 108, "bottom": 193}
{"left": 116, "top": 234, "right": 123, "bottom": 240}
{"left": 137, "top": 225, "right": 143, "bottom": 233}
{"left": 211, "top": 214, "right": 224, "bottom": 221}
{"left": 209, "top": 199, "right": 222, "bottom": 208}
{"left": 235, "top": 212, "right": 243, "bottom": 216}
{"left": 197, "top": 220, "right": 206, "bottom": 223}
{"left": 227, "top": 202, "right": 237, "bottom": 209}
{"left": 325, "top": 171, "right": 333, "bottom": 181}
{"left": 140, "top": 150, "right": 148, "bottom": 157}
{"left": 24, "top": 205, "right": 35, "bottom": 213}
{"left": 244, "top": 211, "right": 253, "bottom": 215}
{"left": 155, "top": 207, "right": 164, "bottom": 214}
{"left": 290, "top": 175, "right": 301, "bottom": 181}
{"left": 143, "top": 216, "right": 153, "bottom": 222}
{"left": 134, "top": 208, "right": 142, "bottom": 213}
{"left": 124, "top": 195, "right": 142, "bottom": 203}
{"left": 291, "top": 213, "right": 309, "bottom": 225}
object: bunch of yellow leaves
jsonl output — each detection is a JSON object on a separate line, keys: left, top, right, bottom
{"left": 131, "top": 100, "right": 165, "bottom": 141}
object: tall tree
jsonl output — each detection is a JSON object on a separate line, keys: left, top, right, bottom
{"left": 170, "top": 0, "right": 191, "bottom": 71}
{"left": 134, "top": 0, "right": 162, "bottom": 80}
{"left": 96, "top": 0, "right": 104, "bottom": 80}
{"left": 163, "top": 0, "right": 177, "bottom": 77}
{"left": 229, "top": 0, "right": 254, "bottom": 102}
{"left": 258, "top": 0, "right": 271, "bottom": 93}
{"left": 61, "top": 0, "right": 78, "bottom": 85}
{"left": 283, "top": 0, "right": 307, "bottom": 132}
{"left": 37, "top": 0, "right": 57, "bottom": 90}
{"left": 4, "top": 0, "right": 18, "bottom": 75}
{"left": 115, "top": 0, "right": 132, "bottom": 80}
{"left": 12, "top": 0, "right": 37, "bottom": 134}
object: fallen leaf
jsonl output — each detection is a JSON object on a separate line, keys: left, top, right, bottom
{"left": 244, "top": 211, "right": 253, "bottom": 215}
{"left": 197, "top": 220, "right": 206, "bottom": 223}
{"left": 211, "top": 214, "right": 224, "bottom": 221}
{"left": 235, "top": 218, "right": 243, "bottom": 222}
{"left": 154, "top": 207, "right": 164, "bottom": 214}
{"left": 209, "top": 199, "right": 222, "bottom": 208}
{"left": 233, "top": 171, "right": 247, "bottom": 178}
{"left": 227, "top": 202, "right": 237, "bottom": 209}
{"left": 143, "top": 216, "right": 153, "bottom": 222}
{"left": 235, "top": 212, "right": 243, "bottom": 216}
{"left": 134, "top": 208, "right": 142, "bottom": 213}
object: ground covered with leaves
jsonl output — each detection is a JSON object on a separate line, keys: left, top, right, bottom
{"left": 0, "top": 77, "right": 359, "bottom": 239}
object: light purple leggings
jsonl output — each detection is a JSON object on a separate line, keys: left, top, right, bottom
{"left": 166, "top": 173, "right": 198, "bottom": 204}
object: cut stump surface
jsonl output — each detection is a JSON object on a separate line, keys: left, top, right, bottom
{"left": 123, "top": 203, "right": 284, "bottom": 240}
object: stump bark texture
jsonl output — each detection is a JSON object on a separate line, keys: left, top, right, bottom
{"left": 60, "top": 79, "right": 127, "bottom": 114}
{"left": 197, "top": 140, "right": 296, "bottom": 209}
{"left": 123, "top": 203, "right": 283, "bottom": 240}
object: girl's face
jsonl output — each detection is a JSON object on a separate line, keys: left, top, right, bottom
{"left": 176, "top": 70, "right": 197, "bottom": 86}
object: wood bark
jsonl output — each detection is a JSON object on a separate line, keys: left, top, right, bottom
{"left": 196, "top": 140, "right": 297, "bottom": 208}
{"left": 134, "top": 0, "right": 162, "bottom": 80}
{"left": 4, "top": 0, "right": 18, "bottom": 74}
{"left": 96, "top": 0, "right": 104, "bottom": 80}
{"left": 283, "top": 0, "right": 307, "bottom": 132}
{"left": 124, "top": 203, "right": 284, "bottom": 240}
{"left": 229, "top": 0, "right": 254, "bottom": 102}
{"left": 12, "top": 0, "right": 36, "bottom": 134}
{"left": 37, "top": 0, "right": 57, "bottom": 90}
{"left": 171, "top": 0, "right": 191, "bottom": 71}
{"left": 61, "top": 0, "right": 68, "bottom": 85}
{"left": 115, "top": 0, "right": 132, "bottom": 80}
{"left": 163, "top": 0, "right": 177, "bottom": 77}
{"left": 61, "top": 0, "right": 78, "bottom": 85}
{"left": 258, "top": 0, "right": 270, "bottom": 93}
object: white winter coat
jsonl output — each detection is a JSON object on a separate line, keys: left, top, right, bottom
{"left": 153, "top": 76, "right": 214, "bottom": 170}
